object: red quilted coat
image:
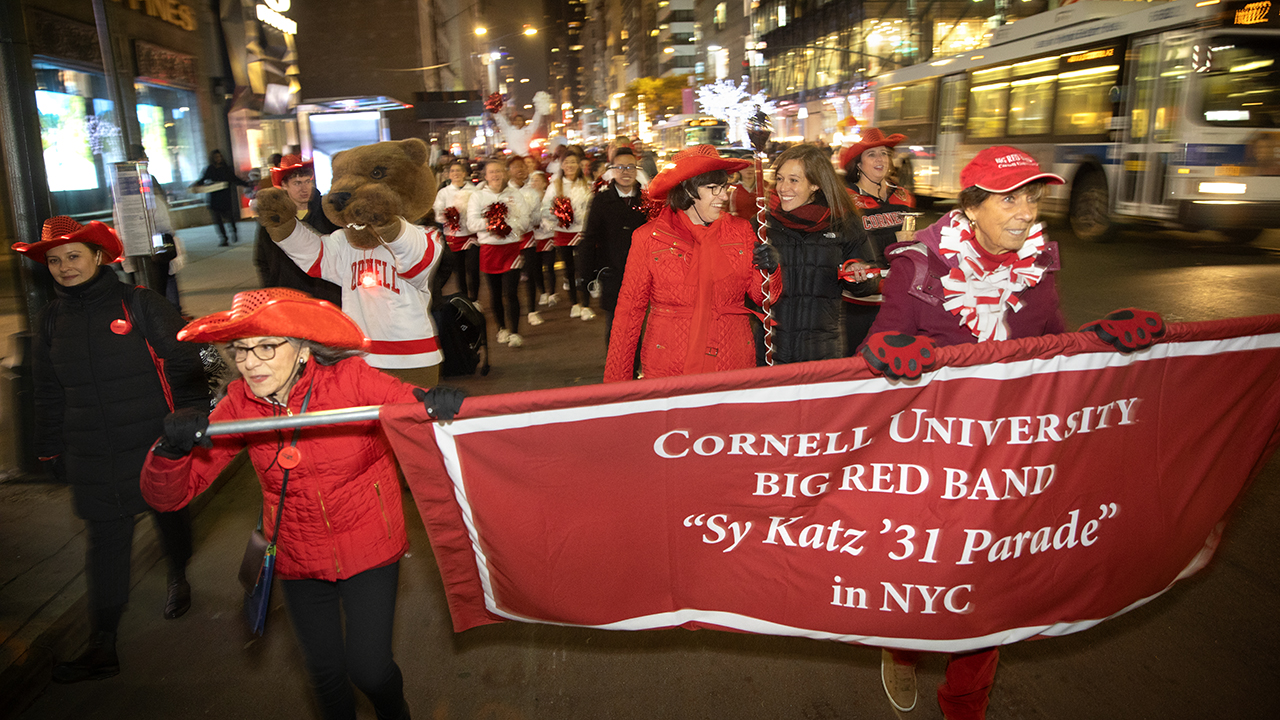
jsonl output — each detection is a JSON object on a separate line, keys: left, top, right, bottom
{"left": 604, "top": 207, "right": 775, "bottom": 382}
{"left": 142, "top": 357, "right": 415, "bottom": 581}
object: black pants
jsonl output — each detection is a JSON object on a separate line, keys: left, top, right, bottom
{"left": 210, "top": 207, "right": 239, "bottom": 244}
{"left": 485, "top": 269, "right": 521, "bottom": 333}
{"left": 556, "top": 245, "right": 585, "bottom": 307}
{"left": 281, "top": 562, "right": 407, "bottom": 720}
{"left": 455, "top": 246, "right": 480, "bottom": 302}
{"left": 842, "top": 301, "right": 881, "bottom": 356}
{"left": 521, "top": 248, "right": 542, "bottom": 311}
{"left": 86, "top": 508, "right": 192, "bottom": 632}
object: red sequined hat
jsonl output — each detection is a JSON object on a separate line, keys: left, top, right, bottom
{"left": 178, "top": 288, "right": 370, "bottom": 350}
{"left": 270, "top": 154, "right": 315, "bottom": 188}
{"left": 646, "top": 145, "right": 750, "bottom": 202}
{"left": 12, "top": 217, "right": 123, "bottom": 264}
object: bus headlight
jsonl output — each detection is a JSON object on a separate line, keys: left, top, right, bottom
{"left": 1198, "top": 182, "right": 1247, "bottom": 194}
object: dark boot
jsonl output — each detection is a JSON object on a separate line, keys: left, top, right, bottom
{"left": 52, "top": 631, "right": 119, "bottom": 683}
{"left": 165, "top": 574, "right": 191, "bottom": 619}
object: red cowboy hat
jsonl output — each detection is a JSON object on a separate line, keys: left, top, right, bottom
{"left": 178, "top": 288, "right": 370, "bottom": 350}
{"left": 838, "top": 127, "right": 907, "bottom": 171}
{"left": 647, "top": 145, "right": 751, "bottom": 202}
{"left": 270, "top": 154, "right": 315, "bottom": 188}
{"left": 12, "top": 217, "right": 124, "bottom": 264}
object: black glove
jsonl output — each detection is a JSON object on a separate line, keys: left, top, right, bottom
{"left": 752, "top": 242, "right": 781, "bottom": 273}
{"left": 1080, "top": 308, "right": 1166, "bottom": 353}
{"left": 42, "top": 455, "right": 66, "bottom": 483}
{"left": 413, "top": 386, "right": 466, "bottom": 422}
{"left": 861, "top": 332, "right": 938, "bottom": 380}
{"left": 155, "top": 408, "right": 212, "bottom": 459}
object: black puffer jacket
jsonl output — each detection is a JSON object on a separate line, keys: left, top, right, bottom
{"left": 767, "top": 217, "right": 867, "bottom": 364}
{"left": 33, "top": 269, "right": 210, "bottom": 521}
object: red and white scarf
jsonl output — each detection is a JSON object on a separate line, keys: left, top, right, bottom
{"left": 938, "top": 210, "right": 1048, "bottom": 342}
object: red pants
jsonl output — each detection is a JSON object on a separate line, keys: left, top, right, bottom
{"left": 890, "top": 648, "right": 999, "bottom": 720}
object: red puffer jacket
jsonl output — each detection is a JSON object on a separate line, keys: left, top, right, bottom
{"left": 604, "top": 207, "right": 774, "bottom": 382}
{"left": 142, "top": 357, "right": 416, "bottom": 581}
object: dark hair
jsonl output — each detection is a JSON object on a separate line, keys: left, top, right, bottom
{"left": 268, "top": 153, "right": 283, "bottom": 167}
{"left": 957, "top": 180, "right": 1048, "bottom": 212}
{"left": 773, "top": 144, "right": 857, "bottom": 229}
{"left": 668, "top": 169, "right": 730, "bottom": 211}
{"left": 506, "top": 155, "right": 527, "bottom": 167}
{"left": 611, "top": 146, "right": 636, "bottom": 163}
{"left": 279, "top": 164, "right": 314, "bottom": 185}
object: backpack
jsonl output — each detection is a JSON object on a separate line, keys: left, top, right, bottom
{"left": 433, "top": 292, "right": 490, "bottom": 377}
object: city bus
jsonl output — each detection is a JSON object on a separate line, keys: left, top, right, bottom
{"left": 870, "top": 0, "right": 1280, "bottom": 241}
{"left": 653, "top": 115, "right": 731, "bottom": 157}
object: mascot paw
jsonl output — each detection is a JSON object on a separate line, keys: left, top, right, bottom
{"left": 1080, "top": 308, "right": 1165, "bottom": 352}
{"left": 255, "top": 188, "right": 296, "bottom": 229}
{"left": 861, "top": 332, "right": 938, "bottom": 380}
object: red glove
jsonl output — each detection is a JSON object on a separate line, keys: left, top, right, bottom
{"left": 1080, "top": 308, "right": 1165, "bottom": 352}
{"left": 861, "top": 332, "right": 938, "bottom": 380}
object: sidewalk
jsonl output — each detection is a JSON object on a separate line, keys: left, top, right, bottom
{"left": 0, "top": 221, "right": 261, "bottom": 720}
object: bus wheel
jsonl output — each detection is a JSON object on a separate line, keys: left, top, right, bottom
{"left": 1069, "top": 171, "right": 1111, "bottom": 242}
{"left": 1222, "top": 227, "right": 1265, "bottom": 244}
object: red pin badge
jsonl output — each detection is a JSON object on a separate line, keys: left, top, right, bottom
{"left": 110, "top": 318, "right": 132, "bottom": 335}
{"left": 277, "top": 446, "right": 302, "bottom": 469}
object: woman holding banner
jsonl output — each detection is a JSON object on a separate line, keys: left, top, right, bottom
{"left": 140, "top": 288, "right": 462, "bottom": 720}
{"left": 604, "top": 145, "right": 781, "bottom": 381}
{"left": 861, "top": 146, "right": 1163, "bottom": 720}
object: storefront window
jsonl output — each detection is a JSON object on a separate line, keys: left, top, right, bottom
{"left": 134, "top": 82, "right": 203, "bottom": 199}
{"left": 33, "top": 62, "right": 125, "bottom": 215}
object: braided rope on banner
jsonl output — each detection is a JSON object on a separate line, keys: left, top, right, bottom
{"left": 755, "top": 154, "right": 775, "bottom": 366}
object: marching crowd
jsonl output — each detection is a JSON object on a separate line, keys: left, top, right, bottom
{"left": 18, "top": 110, "right": 1167, "bottom": 720}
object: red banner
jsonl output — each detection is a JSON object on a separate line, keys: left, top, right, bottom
{"left": 382, "top": 316, "right": 1280, "bottom": 652}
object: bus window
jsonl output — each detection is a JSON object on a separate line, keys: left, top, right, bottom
{"left": 902, "top": 82, "right": 935, "bottom": 125}
{"left": 878, "top": 86, "right": 901, "bottom": 124}
{"left": 1129, "top": 42, "right": 1160, "bottom": 142}
{"left": 968, "top": 65, "right": 1011, "bottom": 138}
{"left": 1155, "top": 37, "right": 1190, "bottom": 142}
{"left": 940, "top": 75, "right": 968, "bottom": 133}
{"left": 1055, "top": 63, "right": 1119, "bottom": 136}
{"left": 1009, "top": 75, "right": 1056, "bottom": 135}
{"left": 1198, "top": 36, "right": 1280, "bottom": 127}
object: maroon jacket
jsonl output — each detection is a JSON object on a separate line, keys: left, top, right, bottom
{"left": 865, "top": 211, "right": 1065, "bottom": 346}
{"left": 142, "top": 357, "right": 416, "bottom": 580}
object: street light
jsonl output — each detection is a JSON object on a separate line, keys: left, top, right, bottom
{"left": 475, "top": 26, "right": 488, "bottom": 36}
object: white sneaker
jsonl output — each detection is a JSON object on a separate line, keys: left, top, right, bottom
{"left": 496, "top": 328, "right": 510, "bottom": 344}
{"left": 570, "top": 304, "right": 582, "bottom": 318}
{"left": 528, "top": 311, "right": 544, "bottom": 326}
{"left": 506, "top": 333, "right": 523, "bottom": 348}
{"left": 538, "top": 293, "right": 550, "bottom": 306}
{"left": 881, "top": 649, "right": 917, "bottom": 712}
{"left": 546, "top": 294, "right": 560, "bottom": 307}
{"left": 579, "top": 307, "right": 596, "bottom": 321}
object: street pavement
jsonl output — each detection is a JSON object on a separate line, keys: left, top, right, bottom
{"left": 2, "top": 219, "right": 1279, "bottom": 719}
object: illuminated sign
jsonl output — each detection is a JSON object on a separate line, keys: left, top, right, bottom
{"left": 257, "top": 3, "right": 297, "bottom": 34}
{"left": 1065, "top": 47, "right": 1115, "bottom": 63}
{"left": 110, "top": 0, "right": 196, "bottom": 32}
{"left": 1227, "top": 0, "right": 1276, "bottom": 26}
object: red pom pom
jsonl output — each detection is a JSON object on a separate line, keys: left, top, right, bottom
{"left": 484, "top": 93, "right": 505, "bottom": 115}
{"left": 483, "top": 202, "right": 511, "bottom": 238}
{"left": 551, "top": 196, "right": 574, "bottom": 229}
{"left": 443, "top": 206, "right": 461, "bottom": 233}
{"left": 639, "top": 191, "right": 663, "bottom": 220}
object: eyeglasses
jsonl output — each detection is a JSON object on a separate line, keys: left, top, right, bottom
{"left": 610, "top": 164, "right": 638, "bottom": 172}
{"left": 228, "top": 341, "right": 290, "bottom": 363}
{"left": 701, "top": 183, "right": 728, "bottom": 196}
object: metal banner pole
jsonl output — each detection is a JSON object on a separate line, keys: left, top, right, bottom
{"left": 205, "top": 405, "right": 384, "bottom": 436}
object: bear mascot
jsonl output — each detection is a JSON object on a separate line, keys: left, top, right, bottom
{"left": 256, "top": 138, "right": 446, "bottom": 386}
